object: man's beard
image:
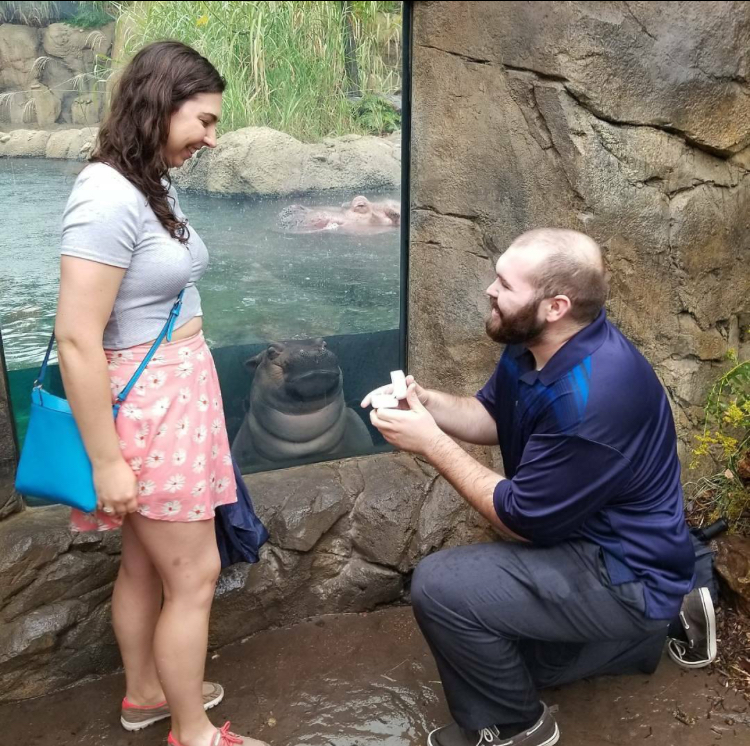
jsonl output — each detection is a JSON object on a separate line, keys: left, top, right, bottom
{"left": 485, "top": 297, "right": 546, "bottom": 345}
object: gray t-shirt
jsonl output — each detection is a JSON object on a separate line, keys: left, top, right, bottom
{"left": 60, "top": 162, "right": 209, "bottom": 350}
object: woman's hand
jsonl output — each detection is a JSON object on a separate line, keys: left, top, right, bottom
{"left": 93, "top": 459, "right": 139, "bottom": 517}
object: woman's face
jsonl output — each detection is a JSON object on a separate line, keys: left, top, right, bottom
{"left": 163, "top": 92, "right": 223, "bottom": 168}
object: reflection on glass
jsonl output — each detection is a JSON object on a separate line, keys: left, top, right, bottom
{"left": 0, "top": 1, "right": 404, "bottom": 481}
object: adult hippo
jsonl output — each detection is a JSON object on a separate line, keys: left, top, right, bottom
{"left": 277, "top": 195, "right": 400, "bottom": 235}
{"left": 231, "top": 338, "right": 374, "bottom": 468}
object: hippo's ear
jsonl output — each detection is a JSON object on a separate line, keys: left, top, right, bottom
{"left": 244, "top": 351, "right": 266, "bottom": 372}
{"left": 265, "top": 342, "right": 285, "bottom": 361}
{"left": 314, "top": 337, "right": 327, "bottom": 349}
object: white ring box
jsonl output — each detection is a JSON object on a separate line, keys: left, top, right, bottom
{"left": 370, "top": 370, "right": 408, "bottom": 409}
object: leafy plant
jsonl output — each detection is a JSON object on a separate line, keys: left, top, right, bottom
{"left": 686, "top": 348, "right": 750, "bottom": 534}
{"left": 351, "top": 93, "right": 401, "bottom": 135}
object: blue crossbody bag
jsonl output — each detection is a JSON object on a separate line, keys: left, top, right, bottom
{"left": 15, "top": 291, "right": 185, "bottom": 513}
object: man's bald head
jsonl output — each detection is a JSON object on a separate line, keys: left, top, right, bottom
{"left": 506, "top": 229, "right": 608, "bottom": 324}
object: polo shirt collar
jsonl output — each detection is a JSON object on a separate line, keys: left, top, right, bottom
{"left": 514, "top": 309, "right": 609, "bottom": 386}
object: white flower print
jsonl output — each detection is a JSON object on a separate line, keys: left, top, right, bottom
{"left": 138, "top": 504, "right": 151, "bottom": 516}
{"left": 196, "top": 350, "right": 206, "bottom": 362}
{"left": 188, "top": 505, "right": 207, "bottom": 521}
{"left": 209, "top": 472, "right": 217, "bottom": 490}
{"left": 162, "top": 500, "right": 183, "bottom": 516}
{"left": 122, "top": 403, "right": 143, "bottom": 421}
{"left": 119, "top": 439, "right": 128, "bottom": 451}
{"left": 210, "top": 419, "right": 223, "bottom": 436}
{"left": 197, "top": 370, "right": 209, "bottom": 386}
{"left": 134, "top": 381, "right": 147, "bottom": 397}
{"left": 138, "top": 422, "right": 151, "bottom": 436}
{"left": 129, "top": 457, "right": 143, "bottom": 474}
{"left": 193, "top": 454, "right": 207, "bottom": 473}
{"left": 178, "top": 347, "right": 192, "bottom": 361}
{"left": 192, "top": 480, "right": 207, "bottom": 497}
{"left": 108, "top": 350, "right": 133, "bottom": 371}
{"left": 172, "top": 449, "right": 187, "bottom": 467}
{"left": 109, "top": 377, "right": 125, "bottom": 396}
{"left": 147, "top": 370, "right": 167, "bottom": 389}
{"left": 197, "top": 394, "right": 210, "bottom": 412}
{"left": 175, "top": 417, "right": 190, "bottom": 439}
{"left": 193, "top": 425, "right": 207, "bottom": 444}
{"left": 216, "top": 477, "right": 230, "bottom": 494}
{"left": 149, "top": 353, "right": 166, "bottom": 367}
{"left": 178, "top": 387, "right": 192, "bottom": 404}
{"left": 139, "top": 480, "right": 156, "bottom": 496}
{"left": 152, "top": 397, "right": 171, "bottom": 417}
{"left": 211, "top": 444, "right": 220, "bottom": 460}
{"left": 223, "top": 453, "right": 232, "bottom": 466}
{"left": 175, "top": 361, "right": 194, "bottom": 379}
{"left": 145, "top": 451, "right": 166, "bottom": 469}
{"left": 156, "top": 424, "right": 169, "bottom": 439}
{"left": 213, "top": 398, "right": 221, "bottom": 411}
{"left": 134, "top": 432, "right": 148, "bottom": 448}
{"left": 165, "top": 475, "right": 186, "bottom": 494}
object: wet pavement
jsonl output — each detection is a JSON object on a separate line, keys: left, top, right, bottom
{"left": 1, "top": 606, "right": 748, "bottom": 745}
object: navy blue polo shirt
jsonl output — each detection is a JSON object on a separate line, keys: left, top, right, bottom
{"left": 476, "top": 309, "right": 695, "bottom": 620}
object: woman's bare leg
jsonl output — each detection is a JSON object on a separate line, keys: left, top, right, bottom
{"left": 112, "top": 515, "right": 165, "bottom": 704}
{"left": 127, "top": 512, "right": 219, "bottom": 745}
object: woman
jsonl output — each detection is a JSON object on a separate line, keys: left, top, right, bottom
{"left": 56, "top": 41, "right": 267, "bottom": 746}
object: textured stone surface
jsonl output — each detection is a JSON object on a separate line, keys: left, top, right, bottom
{"left": 0, "top": 22, "right": 112, "bottom": 125}
{"left": 171, "top": 126, "right": 401, "bottom": 197}
{"left": 715, "top": 535, "right": 750, "bottom": 616}
{"left": 410, "top": 1, "right": 750, "bottom": 466}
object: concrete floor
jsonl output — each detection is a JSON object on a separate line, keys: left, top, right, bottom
{"left": 1, "top": 606, "right": 748, "bottom": 745}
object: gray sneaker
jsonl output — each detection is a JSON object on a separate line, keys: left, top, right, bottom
{"left": 428, "top": 703, "right": 559, "bottom": 746}
{"left": 667, "top": 587, "right": 717, "bottom": 669}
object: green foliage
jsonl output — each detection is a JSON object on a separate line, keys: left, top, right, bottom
{"left": 351, "top": 93, "right": 400, "bottom": 135}
{"left": 686, "top": 348, "right": 750, "bottom": 534}
{"left": 104, "top": 0, "right": 402, "bottom": 141}
{"left": 66, "top": 2, "right": 115, "bottom": 28}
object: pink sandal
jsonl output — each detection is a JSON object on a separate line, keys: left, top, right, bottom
{"left": 168, "top": 722, "right": 246, "bottom": 746}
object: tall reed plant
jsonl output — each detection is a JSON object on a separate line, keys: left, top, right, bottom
{"left": 106, "top": 0, "right": 402, "bottom": 141}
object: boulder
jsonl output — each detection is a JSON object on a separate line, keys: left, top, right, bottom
{"left": 0, "top": 24, "right": 40, "bottom": 89}
{"left": 0, "top": 129, "right": 51, "bottom": 157}
{"left": 172, "top": 126, "right": 401, "bottom": 197}
{"left": 29, "top": 83, "right": 61, "bottom": 127}
{"left": 715, "top": 535, "right": 750, "bottom": 616}
{"left": 45, "top": 127, "right": 98, "bottom": 160}
{"left": 42, "top": 22, "right": 114, "bottom": 76}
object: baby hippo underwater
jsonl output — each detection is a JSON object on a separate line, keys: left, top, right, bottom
{"left": 278, "top": 195, "right": 400, "bottom": 235}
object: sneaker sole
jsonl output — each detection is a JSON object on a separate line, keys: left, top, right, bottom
{"left": 426, "top": 721, "right": 560, "bottom": 746}
{"left": 667, "top": 588, "right": 717, "bottom": 669}
{"left": 120, "top": 688, "right": 224, "bottom": 731}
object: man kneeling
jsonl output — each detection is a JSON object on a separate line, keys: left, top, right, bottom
{"left": 364, "top": 229, "right": 714, "bottom": 746}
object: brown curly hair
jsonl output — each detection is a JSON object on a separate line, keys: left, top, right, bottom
{"left": 91, "top": 41, "right": 225, "bottom": 243}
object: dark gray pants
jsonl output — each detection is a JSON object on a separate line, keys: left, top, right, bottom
{"left": 410, "top": 539, "right": 670, "bottom": 730}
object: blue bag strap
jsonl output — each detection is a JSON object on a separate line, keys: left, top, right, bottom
{"left": 34, "top": 290, "right": 186, "bottom": 419}
{"left": 114, "top": 290, "right": 185, "bottom": 417}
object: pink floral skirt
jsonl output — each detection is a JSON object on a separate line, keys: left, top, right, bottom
{"left": 71, "top": 331, "right": 237, "bottom": 532}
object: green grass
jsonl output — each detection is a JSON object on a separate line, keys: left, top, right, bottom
{"left": 105, "top": 0, "right": 402, "bottom": 141}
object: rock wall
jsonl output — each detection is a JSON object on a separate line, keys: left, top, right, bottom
{"left": 0, "top": 454, "right": 492, "bottom": 701}
{"left": 0, "top": 22, "right": 113, "bottom": 127}
{"left": 409, "top": 1, "right": 750, "bottom": 464}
